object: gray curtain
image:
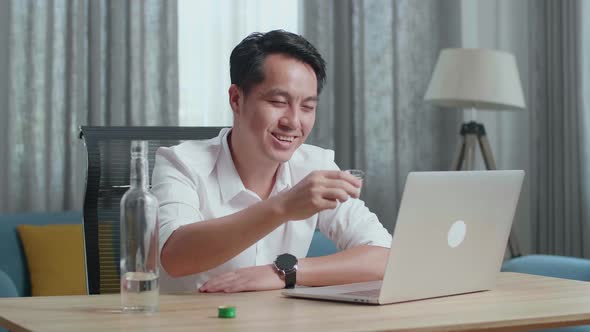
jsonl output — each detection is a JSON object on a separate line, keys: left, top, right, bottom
{"left": 0, "top": 0, "right": 178, "bottom": 214}
{"left": 528, "top": 0, "right": 590, "bottom": 257}
{"left": 302, "top": 0, "right": 462, "bottom": 231}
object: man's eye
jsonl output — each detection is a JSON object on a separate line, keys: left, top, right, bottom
{"left": 270, "top": 100, "right": 287, "bottom": 105}
{"left": 302, "top": 105, "right": 316, "bottom": 111}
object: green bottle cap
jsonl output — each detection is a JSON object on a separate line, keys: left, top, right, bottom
{"left": 217, "top": 305, "right": 236, "bottom": 318}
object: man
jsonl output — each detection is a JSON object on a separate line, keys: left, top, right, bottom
{"left": 152, "top": 30, "right": 391, "bottom": 293}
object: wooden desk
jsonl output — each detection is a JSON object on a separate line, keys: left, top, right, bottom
{"left": 1, "top": 272, "right": 590, "bottom": 332}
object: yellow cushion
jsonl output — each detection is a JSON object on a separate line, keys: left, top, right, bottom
{"left": 17, "top": 224, "right": 87, "bottom": 296}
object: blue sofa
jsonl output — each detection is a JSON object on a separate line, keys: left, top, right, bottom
{"left": 0, "top": 210, "right": 83, "bottom": 297}
{"left": 501, "top": 254, "right": 590, "bottom": 282}
{"left": 0, "top": 210, "right": 337, "bottom": 297}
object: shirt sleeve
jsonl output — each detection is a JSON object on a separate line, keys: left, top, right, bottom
{"left": 151, "top": 147, "right": 204, "bottom": 256}
{"left": 316, "top": 153, "right": 392, "bottom": 250}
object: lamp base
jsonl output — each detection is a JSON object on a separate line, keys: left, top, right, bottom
{"left": 451, "top": 121, "right": 521, "bottom": 258}
{"left": 452, "top": 121, "right": 497, "bottom": 171}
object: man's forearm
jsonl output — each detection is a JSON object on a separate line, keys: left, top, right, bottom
{"left": 297, "top": 245, "right": 389, "bottom": 286}
{"left": 161, "top": 197, "right": 287, "bottom": 277}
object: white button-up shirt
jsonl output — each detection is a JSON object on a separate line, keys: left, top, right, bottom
{"left": 151, "top": 128, "right": 392, "bottom": 293}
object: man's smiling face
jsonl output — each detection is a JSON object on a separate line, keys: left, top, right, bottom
{"left": 230, "top": 53, "right": 318, "bottom": 164}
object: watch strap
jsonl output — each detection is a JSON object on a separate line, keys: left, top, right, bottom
{"left": 284, "top": 268, "right": 296, "bottom": 289}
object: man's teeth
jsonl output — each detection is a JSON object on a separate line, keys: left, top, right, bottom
{"left": 275, "top": 134, "right": 295, "bottom": 142}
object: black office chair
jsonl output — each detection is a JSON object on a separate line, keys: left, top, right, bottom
{"left": 79, "top": 126, "right": 225, "bottom": 294}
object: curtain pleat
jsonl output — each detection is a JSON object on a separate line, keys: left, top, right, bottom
{"left": 0, "top": 0, "right": 178, "bottom": 213}
{"left": 302, "top": 0, "right": 461, "bottom": 231}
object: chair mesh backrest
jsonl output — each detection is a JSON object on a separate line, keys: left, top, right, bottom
{"left": 79, "top": 126, "right": 224, "bottom": 294}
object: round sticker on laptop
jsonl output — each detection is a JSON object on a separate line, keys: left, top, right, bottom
{"left": 447, "top": 220, "right": 466, "bottom": 248}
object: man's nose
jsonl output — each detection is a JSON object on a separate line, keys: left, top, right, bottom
{"left": 280, "top": 106, "right": 300, "bottom": 128}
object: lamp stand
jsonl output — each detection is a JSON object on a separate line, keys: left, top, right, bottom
{"left": 452, "top": 121, "right": 522, "bottom": 258}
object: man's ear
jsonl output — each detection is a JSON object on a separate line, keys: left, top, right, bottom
{"left": 228, "top": 84, "right": 242, "bottom": 116}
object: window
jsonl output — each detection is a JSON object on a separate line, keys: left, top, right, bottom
{"left": 178, "top": 0, "right": 301, "bottom": 126}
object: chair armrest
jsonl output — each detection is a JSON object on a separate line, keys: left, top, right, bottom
{"left": 0, "top": 269, "right": 18, "bottom": 297}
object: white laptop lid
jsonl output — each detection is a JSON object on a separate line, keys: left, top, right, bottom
{"left": 378, "top": 170, "right": 524, "bottom": 304}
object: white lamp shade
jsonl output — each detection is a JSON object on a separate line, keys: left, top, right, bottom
{"left": 424, "top": 48, "right": 526, "bottom": 111}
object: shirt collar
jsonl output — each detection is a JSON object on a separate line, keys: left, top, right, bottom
{"left": 274, "top": 161, "right": 292, "bottom": 194}
{"left": 216, "top": 128, "right": 292, "bottom": 203}
{"left": 216, "top": 129, "right": 246, "bottom": 203}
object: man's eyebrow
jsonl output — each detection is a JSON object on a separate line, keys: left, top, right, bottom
{"left": 260, "top": 88, "right": 290, "bottom": 99}
{"left": 260, "top": 88, "right": 318, "bottom": 102}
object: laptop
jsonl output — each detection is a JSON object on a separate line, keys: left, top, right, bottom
{"left": 283, "top": 170, "right": 525, "bottom": 305}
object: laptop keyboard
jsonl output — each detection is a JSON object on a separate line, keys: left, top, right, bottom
{"left": 342, "top": 288, "right": 381, "bottom": 298}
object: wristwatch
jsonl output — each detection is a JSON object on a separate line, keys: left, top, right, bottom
{"left": 273, "top": 253, "right": 298, "bottom": 289}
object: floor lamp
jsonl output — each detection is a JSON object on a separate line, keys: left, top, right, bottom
{"left": 424, "top": 48, "right": 526, "bottom": 258}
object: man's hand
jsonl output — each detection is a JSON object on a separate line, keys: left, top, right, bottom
{"left": 199, "top": 265, "right": 284, "bottom": 293}
{"left": 272, "top": 170, "right": 362, "bottom": 221}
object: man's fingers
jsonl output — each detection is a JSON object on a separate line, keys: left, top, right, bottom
{"left": 322, "top": 200, "right": 339, "bottom": 210}
{"left": 316, "top": 170, "right": 342, "bottom": 179}
{"left": 322, "top": 188, "right": 349, "bottom": 202}
{"left": 321, "top": 178, "right": 360, "bottom": 198}
{"left": 321, "top": 170, "right": 361, "bottom": 185}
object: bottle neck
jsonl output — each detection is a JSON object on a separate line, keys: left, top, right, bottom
{"left": 130, "top": 156, "right": 149, "bottom": 189}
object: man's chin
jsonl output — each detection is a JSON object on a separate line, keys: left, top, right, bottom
{"left": 269, "top": 150, "right": 296, "bottom": 163}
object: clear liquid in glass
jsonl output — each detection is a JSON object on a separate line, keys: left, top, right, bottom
{"left": 121, "top": 272, "right": 159, "bottom": 312}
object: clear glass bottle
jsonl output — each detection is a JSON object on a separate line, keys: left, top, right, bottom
{"left": 120, "top": 140, "right": 159, "bottom": 312}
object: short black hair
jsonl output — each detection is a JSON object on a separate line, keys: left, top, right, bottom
{"left": 230, "top": 30, "right": 327, "bottom": 95}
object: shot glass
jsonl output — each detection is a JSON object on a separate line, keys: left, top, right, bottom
{"left": 345, "top": 169, "right": 365, "bottom": 180}
{"left": 345, "top": 169, "right": 365, "bottom": 197}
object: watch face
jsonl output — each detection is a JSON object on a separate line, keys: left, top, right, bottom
{"left": 275, "top": 253, "right": 298, "bottom": 270}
